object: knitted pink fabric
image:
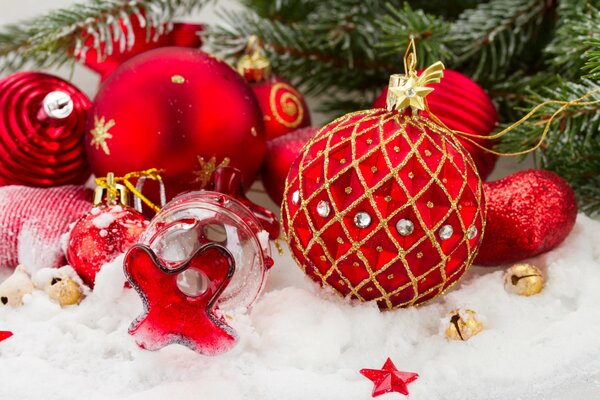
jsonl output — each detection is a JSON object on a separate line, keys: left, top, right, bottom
{"left": 0, "top": 185, "right": 92, "bottom": 271}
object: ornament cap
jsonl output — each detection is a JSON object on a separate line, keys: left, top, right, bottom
{"left": 93, "top": 172, "right": 130, "bottom": 207}
{"left": 237, "top": 35, "right": 271, "bottom": 82}
{"left": 42, "top": 91, "right": 74, "bottom": 120}
{"left": 386, "top": 37, "right": 445, "bottom": 112}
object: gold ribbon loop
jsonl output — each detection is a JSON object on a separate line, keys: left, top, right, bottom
{"left": 95, "top": 168, "right": 164, "bottom": 212}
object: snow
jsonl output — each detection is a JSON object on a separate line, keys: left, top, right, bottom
{"left": 1, "top": 214, "right": 600, "bottom": 399}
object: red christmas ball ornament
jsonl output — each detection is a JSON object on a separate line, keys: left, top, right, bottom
{"left": 261, "top": 127, "right": 318, "bottom": 205}
{"left": 66, "top": 176, "right": 148, "bottom": 287}
{"left": 77, "top": 11, "right": 203, "bottom": 81}
{"left": 282, "top": 57, "right": 485, "bottom": 309}
{"left": 237, "top": 36, "right": 311, "bottom": 140}
{"left": 475, "top": 169, "right": 578, "bottom": 266}
{"left": 373, "top": 69, "right": 498, "bottom": 180}
{"left": 0, "top": 72, "right": 91, "bottom": 187}
{"left": 86, "top": 47, "right": 266, "bottom": 202}
{"left": 0, "top": 185, "right": 92, "bottom": 271}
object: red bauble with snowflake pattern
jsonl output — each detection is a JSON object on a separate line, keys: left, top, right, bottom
{"left": 282, "top": 108, "right": 485, "bottom": 309}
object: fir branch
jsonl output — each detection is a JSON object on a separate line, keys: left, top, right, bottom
{"left": 498, "top": 78, "right": 600, "bottom": 215}
{"left": 241, "top": 0, "right": 321, "bottom": 22}
{"left": 447, "top": 0, "right": 552, "bottom": 83}
{"left": 0, "top": 0, "right": 208, "bottom": 72}
{"left": 204, "top": 1, "right": 397, "bottom": 97}
{"left": 376, "top": 3, "right": 452, "bottom": 67}
{"left": 545, "top": 3, "right": 600, "bottom": 79}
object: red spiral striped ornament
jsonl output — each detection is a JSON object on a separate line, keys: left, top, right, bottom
{"left": 0, "top": 185, "right": 93, "bottom": 271}
{"left": 0, "top": 72, "right": 92, "bottom": 187}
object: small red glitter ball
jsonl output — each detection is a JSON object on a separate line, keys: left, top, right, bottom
{"left": 67, "top": 204, "right": 148, "bottom": 287}
{"left": 374, "top": 70, "right": 498, "bottom": 180}
{"left": 475, "top": 169, "right": 578, "bottom": 266}
{"left": 282, "top": 109, "right": 485, "bottom": 309}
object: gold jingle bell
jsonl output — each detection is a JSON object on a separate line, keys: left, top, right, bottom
{"left": 45, "top": 276, "right": 85, "bottom": 307}
{"left": 503, "top": 263, "right": 544, "bottom": 296}
{"left": 445, "top": 309, "right": 483, "bottom": 341}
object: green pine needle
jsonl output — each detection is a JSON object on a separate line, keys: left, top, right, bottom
{"left": 0, "top": 0, "right": 208, "bottom": 72}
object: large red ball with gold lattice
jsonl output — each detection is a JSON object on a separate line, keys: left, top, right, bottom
{"left": 281, "top": 109, "right": 486, "bottom": 309}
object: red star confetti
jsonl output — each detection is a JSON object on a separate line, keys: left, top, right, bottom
{"left": 124, "top": 243, "right": 237, "bottom": 356}
{"left": 0, "top": 331, "right": 13, "bottom": 342}
{"left": 360, "top": 358, "right": 419, "bottom": 397}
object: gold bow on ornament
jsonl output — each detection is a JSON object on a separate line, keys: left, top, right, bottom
{"left": 389, "top": 36, "right": 600, "bottom": 157}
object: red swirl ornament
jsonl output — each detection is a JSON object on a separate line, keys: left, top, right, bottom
{"left": 0, "top": 72, "right": 91, "bottom": 187}
{"left": 251, "top": 77, "right": 311, "bottom": 140}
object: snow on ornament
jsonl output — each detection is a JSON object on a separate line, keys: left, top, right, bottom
{"left": 281, "top": 39, "right": 486, "bottom": 309}
{"left": 124, "top": 167, "right": 275, "bottom": 355}
{"left": 66, "top": 172, "right": 156, "bottom": 288}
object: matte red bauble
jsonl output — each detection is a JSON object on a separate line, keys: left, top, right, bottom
{"left": 0, "top": 185, "right": 92, "bottom": 271}
{"left": 475, "top": 169, "right": 577, "bottom": 266}
{"left": 67, "top": 204, "right": 148, "bottom": 287}
{"left": 373, "top": 69, "right": 498, "bottom": 180}
{"left": 0, "top": 72, "right": 91, "bottom": 187}
{"left": 86, "top": 47, "right": 266, "bottom": 202}
{"left": 282, "top": 109, "right": 485, "bottom": 309}
{"left": 77, "top": 12, "right": 203, "bottom": 81}
{"left": 262, "top": 127, "right": 317, "bottom": 205}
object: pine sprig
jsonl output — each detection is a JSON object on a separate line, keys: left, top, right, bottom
{"left": 448, "top": 0, "right": 552, "bottom": 83}
{"left": 497, "top": 79, "right": 600, "bottom": 214}
{"left": 545, "top": 3, "right": 600, "bottom": 79}
{"left": 205, "top": 0, "right": 397, "bottom": 100}
{"left": 376, "top": 3, "right": 452, "bottom": 67}
{"left": 0, "top": 0, "right": 208, "bottom": 72}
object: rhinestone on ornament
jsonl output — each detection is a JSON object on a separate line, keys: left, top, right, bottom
{"left": 396, "top": 219, "right": 414, "bottom": 236}
{"left": 467, "top": 225, "right": 477, "bottom": 239}
{"left": 439, "top": 225, "right": 454, "bottom": 240}
{"left": 354, "top": 211, "right": 372, "bottom": 228}
{"left": 405, "top": 88, "right": 416, "bottom": 98}
{"left": 291, "top": 190, "right": 300, "bottom": 205}
{"left": 316, "top": 201, "right": 330, "bottom": 217}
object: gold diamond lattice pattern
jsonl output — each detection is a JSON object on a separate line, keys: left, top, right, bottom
{"left": 282, "top": 109, "right": 486, "bottom": 309}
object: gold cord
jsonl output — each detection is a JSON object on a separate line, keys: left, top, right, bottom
{"left": 397, "top": 37, "right": 600, "bottom": 157}
{"left": 95, "top": 168, "right": 163, "bottom": 212}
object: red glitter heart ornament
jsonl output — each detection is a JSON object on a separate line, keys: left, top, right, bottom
{"left": 475, "top": 169, "right": 578, "bottom": 266}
